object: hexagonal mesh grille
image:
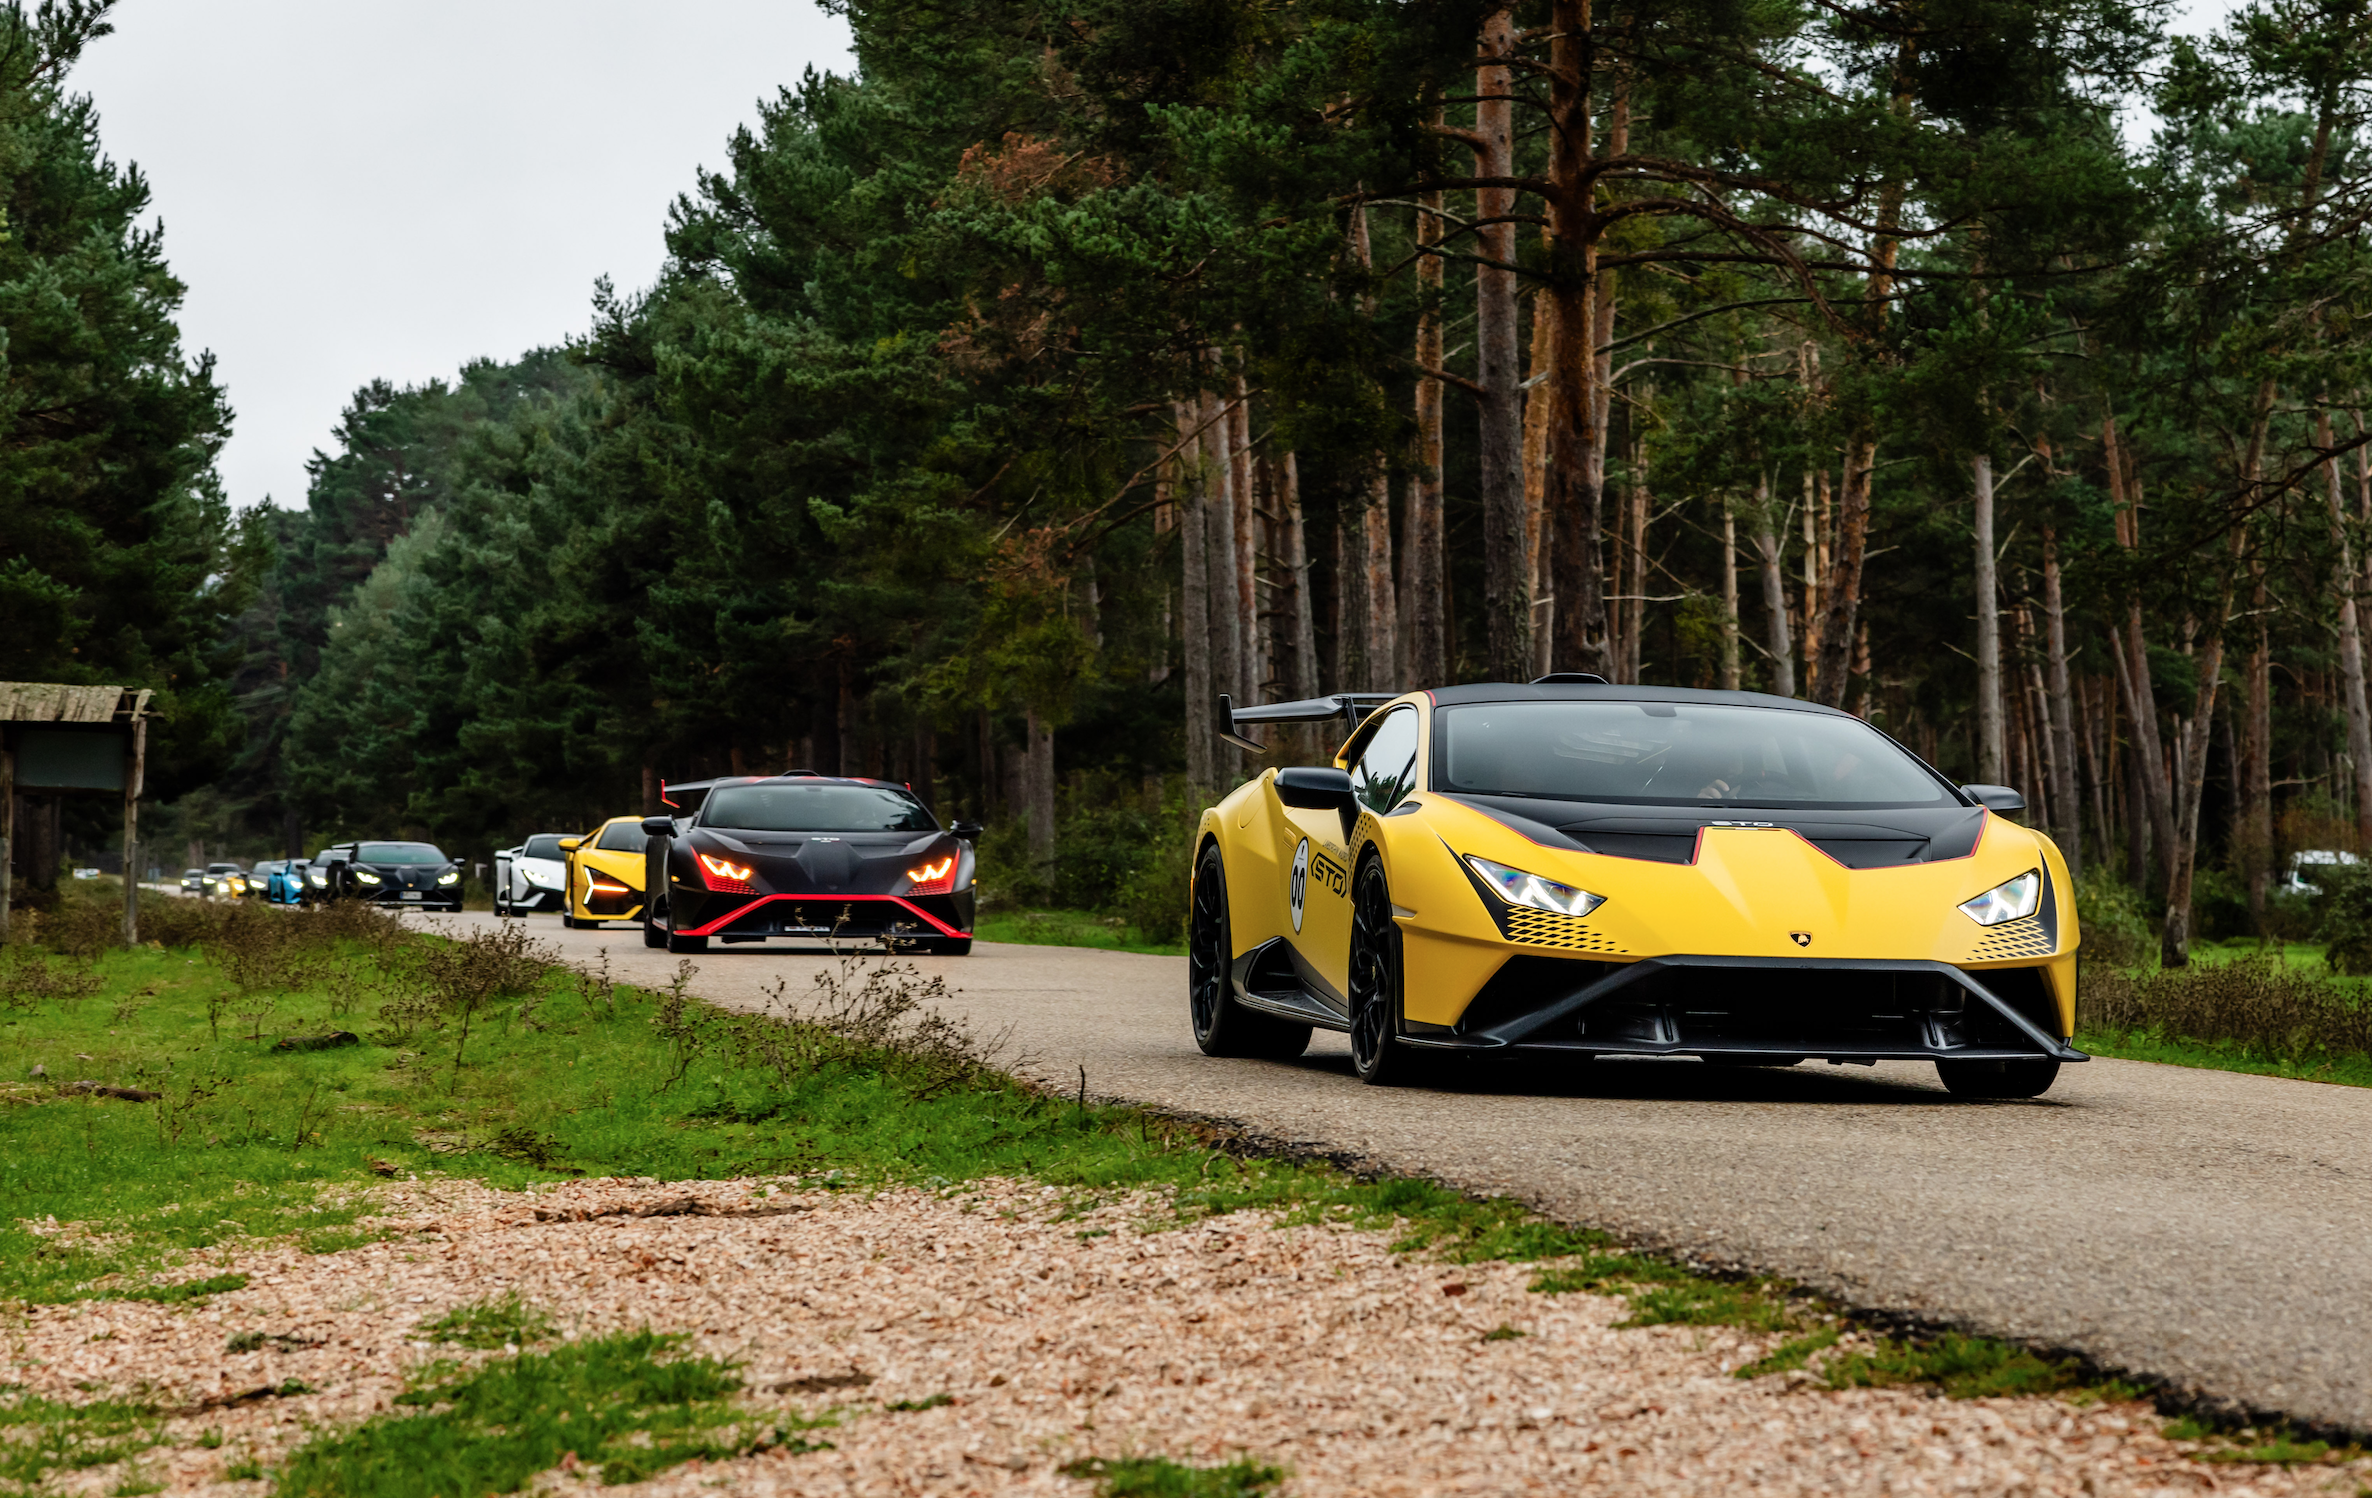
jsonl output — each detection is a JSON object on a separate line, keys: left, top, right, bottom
{"left": 1503, "top": 909, "right": 1628, "bottom": 953}
{"left": 1968, "top": 917, "right": 2053, "bottom": 961}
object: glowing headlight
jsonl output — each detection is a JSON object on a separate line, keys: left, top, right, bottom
{"left": 697, "top": 851, "right": 754, "bottom": 891}
{"left": 524, "top": 867, "right": 556, "bottom": 887}
{"left": 1957, "top": 869, "right": 2041, "bottom": 927}
{"left": 353, "top": 870, "right": 382, "bottom": 885}
{"left": 436, "top": 871, "right": 460, "bottom": 886}
{"left": 307, "top": 868, "right": 327, "bottom": 887}
{"left": 905, "top": 856, "right": 956, "bottom": 896}
{"left": 1464, "top": 855, "right": 1606, "bottom": 918}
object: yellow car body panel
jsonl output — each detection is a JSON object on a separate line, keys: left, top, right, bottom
{"left": 1193, "top": 685, "right": 2080, "bottom": 1066}
{"left": 565, "top": 817, "right": 649, "bottom": 924}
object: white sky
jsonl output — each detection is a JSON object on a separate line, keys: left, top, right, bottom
{"left": 75, "top": 0, "right": 854, "bottom": 512}
{"left": 75, "top": 1, "right": 2239, "bottom": 516}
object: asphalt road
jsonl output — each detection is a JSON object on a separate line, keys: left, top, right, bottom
{"left": 431, "top": 911, "right": 2372, "bottom": 1435}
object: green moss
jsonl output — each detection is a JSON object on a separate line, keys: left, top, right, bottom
{"left": 419, "top": 1292, "right": 555, "bottom": 1350}
{"left": 276, "top": 1330, "right": 815, "bottom": 1496}
{"left": 1059, "top": 1455, "right": 1287, "bottom": 1497}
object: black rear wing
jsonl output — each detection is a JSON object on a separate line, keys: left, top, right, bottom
{"left": 1218, "top": 692, "right": 1402, "bottom": 754}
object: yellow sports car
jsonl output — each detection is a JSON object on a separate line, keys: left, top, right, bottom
{"left": 561, "top": 816, "right": 652, "bottom": 928}
{"left": 1192, "top": 679, "right": 2084, "bottom": 1098}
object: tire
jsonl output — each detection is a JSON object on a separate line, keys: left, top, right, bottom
{"left": 1348, "top": 856, "right": 1432, "bottom": 1086}
{"left": 1187, "top": 842, "right": 1311, "bottom": 1060}
{"left": 560, "top": 913, "right": 579, "bottom": 929}
{"left": 925, "top": 937, "right": 973, "bottom": 956}
{"left": 494, "top": 893, "right": 513, "bottom": 918}
{"left": 1701, "top": 1055, "right": 1805, "bottom": 1067}
{"left": 642, "top": 905, "right": 668, "bottom": 949}
{"left": 667, "top": 928, "right": 708, "bottom": 954}
{"left": 1936, "top": 1057, "right": 2061, "bottom": 1098}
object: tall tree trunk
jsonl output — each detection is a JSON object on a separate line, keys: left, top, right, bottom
{"left": 1282, "top": 451, "right": 1318, "bottom": 704}
{"left": 1199, "top": 382, "right": 1244, "bottom": 712}
{"left": 2321, "top": 405, "right": 2372, "bottom": 847}
{"left": 2116, "top": 611, "right": 2178, "bottom": 892}
{"left": 2041, "top": 528, "right": 2081, "bottom": 879}
{"left": 1474, "top": 7, "right": 1530, "bottom": 681}
{"left": 1753, "top": 473, "right": 1795, "bottom": 697}
{"left": 1179, "top": 403, "right": 1214, "bottom": 794}
{"left": 1720, "top": 499, "right": 1741, "bottom": 691}
{"left": 1230, "top": 372, "right": 1260, "bottom": 699}
{"left": 1365, "top": 471, "right": 1397, "bottom": 691}
{"left": 1524, "top": 271, "right": 1556, "bottom": 675}
{"left": 1546, "top": 0, "right": 1612, "bottom": 676}
{"left": 1024, "top": 707, "right": 1056, "bottom": 868}
{"left": 1624, "top": 443, "right": 1648, "bottom": 685}
{"left": 1811, "top": 439, "right": 1876, "bottom": 707}
{"left": 1335, "top": 497, "right": 1365, "bottom": 696}
{"left": 2163, "top": 635, "right": 2228, "bottom": 968}
{"left": 2242, "top": 578, "right": 2272, "bottom": 928}
{"left": 1406, "top": 182, "right": 1448, "bottom": 689}
{"left": 1973, "top": 452, "right": 2004, "bottom": 784}
{"left": 1799, "top": 467, "right": 1822, "bottom": 691}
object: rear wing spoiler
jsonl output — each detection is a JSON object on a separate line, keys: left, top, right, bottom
{"left": 1218, "top": 692, "right": 1402, "bottom": 754}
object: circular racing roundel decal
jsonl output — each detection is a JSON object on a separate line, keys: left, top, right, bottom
{"left": 1288, "top": 838, "right": 1311, "bottom": 933}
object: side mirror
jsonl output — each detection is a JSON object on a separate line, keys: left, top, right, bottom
{"left": 1276, "top": 766, "right": 1360, "bottom": 839}
{"left": 639, "top": 816, "right": 676, "bottom": 837}
{"left": 557, "top": 836, "right": 583, "bottom": 853}
{"left": 1960, "top": 784, "right": 2027, "bottom": 814}
{"left": 951, "top": 820, "right": 985, "bottom": 840}
{"left": 1274, "top": 766, "right": 1355, "bottom": 810}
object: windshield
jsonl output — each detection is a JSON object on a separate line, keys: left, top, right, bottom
{"left": 358, "top": 842, "right": 449, "bottom": 865}
{"left": 596, "top": 821, "right": 647, "bottom": 852}
{"left": 522, "top": 835, "right": 569, "bottom": 860}
{"left": 1437, "top": 701, "right": 1952, "bottom": 808}
{"left": 701, "top": 783, "right": 937, "bottom": 834}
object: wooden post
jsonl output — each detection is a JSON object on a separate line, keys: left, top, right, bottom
{"left": 123, "top": 715, "right": 145, "bottom": 947}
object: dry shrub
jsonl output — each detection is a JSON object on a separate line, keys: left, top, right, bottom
{"left": 139, "top": 895, "right": 233, "bottom": 951}
{"left": 652, "top": 946, "right": 1006, "bottom": 1099}
{"left": 0, "top": 943, "right": 103, "bottom": 1010}
{"left": 2080, "top": 954, "right": 2372, "bottom": 1062}
{"left": 380, "top": 922, "right": 560, "bottom": 1074}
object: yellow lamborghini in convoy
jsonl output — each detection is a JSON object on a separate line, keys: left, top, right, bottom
{"left": 1191, "top": 678, "right": 2084, "bottom": 1098}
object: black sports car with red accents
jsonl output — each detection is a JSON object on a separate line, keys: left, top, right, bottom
{"left": 639, "top": 776, "right": 981, "bottom": 954}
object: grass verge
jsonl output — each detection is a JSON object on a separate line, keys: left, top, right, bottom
{"left": 1060, "top": 1455, "right": 1288, "bottom": 1497}
{"left": 2075, "top": 1028, "right": 2372, "bottom": 1088}
{"left": 273, "top": 1330, "right": 824, "bottom": 1496}
{"left": 0, "top": 891, "right": 2218, "bottom": 1490}
{"left": 973, "top": 907, "right": 1184, "bottom": 957}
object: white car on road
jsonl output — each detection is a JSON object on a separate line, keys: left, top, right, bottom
{"left": 494, "top": 833, "right": 573, "bottom": 916}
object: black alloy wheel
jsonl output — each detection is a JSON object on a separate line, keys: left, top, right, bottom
{"left": 1348, "top": 857, "right": 1428, "bottom": 1086}
{"left": 1935, "top": 1057, "right": 2060, "bottom": 1098}
{"left": 664, "top": 898, "right": 707, "bottom": 954}
{"left": 1187, "top": 842, "right": 1310, "bottom": 1060}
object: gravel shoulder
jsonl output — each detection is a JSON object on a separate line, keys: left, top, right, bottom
{"left": 427, "top": 913, "right": 2372, "bottom": 1436}
{"left": 19, "top": 1176, "right": 2363, "bottom": 1497}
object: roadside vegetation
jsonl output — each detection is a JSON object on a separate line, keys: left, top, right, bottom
{"left": 2076, "top": 868, "right": 2372, "bottom": 1089}
{"left": 1, "top": 889, "right": 2355, "bottom": 1492}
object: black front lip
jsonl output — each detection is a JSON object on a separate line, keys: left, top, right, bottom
{"left": 1398, "top": 954, "right": 2084, "bottom": 1062}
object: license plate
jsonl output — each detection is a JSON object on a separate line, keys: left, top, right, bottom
{"left": 401, "top": 892, "right": 423, "bottom": 901}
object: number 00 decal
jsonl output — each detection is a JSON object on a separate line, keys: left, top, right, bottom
{"left": 1289, "top": 838, "right": 1310, "bottom": 932}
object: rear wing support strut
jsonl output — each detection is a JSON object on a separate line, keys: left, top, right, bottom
{"left": 1217, "top": 692, "right": 1401, "bottom": 755}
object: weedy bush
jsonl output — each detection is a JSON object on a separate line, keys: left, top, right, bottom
{"left": 2081, "top": 954, "right": 2372, "bottom": 1063}
{"left": 2074, "top": 872, "right": 2155, "bottom": 971}
{"left": 0, "top": 944, "right": 103, "bottom": 1010}
{"left": 2314, "top": 864, "right": 2372, "bottom": 976}
{"left": 382, "top": 922, "right": 559, "bottom": 1075}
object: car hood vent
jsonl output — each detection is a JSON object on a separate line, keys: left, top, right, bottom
{"left": 796, "top": 839, "right": 859, "bottom": 889}
{"left": 1565, "top": 831, "right": 1696, "bottom": 864}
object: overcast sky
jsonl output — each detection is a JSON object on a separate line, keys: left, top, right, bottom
{"left": 75, "top": 0, "right": 854, "bottom": 512}
{"left": 76, "top": 1, "right": 2241, "bottom": 516}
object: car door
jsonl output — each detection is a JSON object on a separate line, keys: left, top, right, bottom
{"left": 1272, "top": 705, "right": 1421, "bottom": 1006}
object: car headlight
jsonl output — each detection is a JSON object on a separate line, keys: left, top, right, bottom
{"left": 1958, "top": 869, "right": 2041, "bottom": 926}
{"left": 1464, "top": 855, "right": 1606, "bottom": 918}
{"left": 437, "top": 871, "right": 460, "bottom": 886}
{"left": 905, "top": 856, "right": 956, "bottom": 895}
{"left": 353, "top": 870, "right": 382, "bottom": 886}
{"left": 307, "top": 868, "right": 327, "bottom": 886}
{"left": 697, "top": 848, "right": 754, "bottom": 881}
